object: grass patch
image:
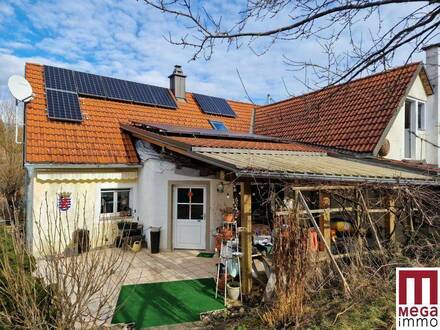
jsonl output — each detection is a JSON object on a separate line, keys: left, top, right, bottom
{"left": 197, "top": 252, "right": 215, "bottom": 258}
{"left": 112, "top": 278, "right": 224, "bottom": 329}
{"left": 304, "top": 286, "right": 395, "bottom": 330}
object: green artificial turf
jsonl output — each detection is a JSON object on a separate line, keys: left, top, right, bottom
{"left": 197, "top": 252, "right": 215, "bottom": 258}
{"left": 111, "top": 278, "right": 224, "bottom": 329}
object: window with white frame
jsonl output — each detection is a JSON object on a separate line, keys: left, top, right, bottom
{"left": 100, "top": 189, "right": 131, "bottom": 215}
{"left": 417, "top": 102, "right": 425, "bottom": 130}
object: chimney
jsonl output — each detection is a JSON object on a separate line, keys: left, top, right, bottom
{"left": 423, "top": 43, "right": 440, "bottom": 165}
{"left": 169, "top": 65, "right": 186, "bottom": 100}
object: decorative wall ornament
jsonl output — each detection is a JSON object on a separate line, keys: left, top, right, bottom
{"left": 58, "top": 192, "right": 72, "bottom": 211}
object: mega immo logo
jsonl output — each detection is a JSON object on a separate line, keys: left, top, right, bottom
{"left": 396, "top": 268, "right": 439, "bottom": 329}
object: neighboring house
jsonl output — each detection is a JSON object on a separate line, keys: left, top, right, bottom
{"left": 23, "top": 46, "right": 440, "bottom": 255}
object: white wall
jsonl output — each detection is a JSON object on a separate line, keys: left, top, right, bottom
{"left": 28, "top": 161, "right": 233, "bottom": 255}
{"left": 384, "top": 75, "right": 431, "bottom": 163}
{"left": 425, "top": 46, "right": 440, "bottom": 165}
{"left": 136, "top": 157, "right": 233, "bottom": 251}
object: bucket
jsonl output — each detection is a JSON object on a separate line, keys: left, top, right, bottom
{"left": 227, "top": 281, "right": 240, "bottom": 301}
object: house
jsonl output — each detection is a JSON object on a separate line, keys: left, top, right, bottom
{"left": 23, "top": 46, "right": 440, "bottom": 258}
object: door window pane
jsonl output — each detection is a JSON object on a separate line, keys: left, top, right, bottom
{"left": 101, "top": 192, "right": 114, "bottom": 214}
{"left": 191, "top": 188, "right": 204, "bottom": 203}
{"left": 177, "top": 188, "right": 190, "bottom": 203}
{"left": 177, "top": 204, "right": 190, "bottom": 219}
{"left": 117, "top": 190, "right": 130, "bottom": 212}
{"left": 191, "top": 205, "right": 204, "bottom": 219}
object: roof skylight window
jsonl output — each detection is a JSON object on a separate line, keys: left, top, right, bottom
{"left": 209, "top": 120, "right": 228, "bottom": 131}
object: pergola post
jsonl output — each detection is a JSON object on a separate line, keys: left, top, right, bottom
{"left": 387, "top": 195, "right": 397, "bottom": 243}
{"left": 319, "top": 191, "right": 331, "bottom": 251}
{"left": 240, "top": 182, "right": 252, "bottom": 295}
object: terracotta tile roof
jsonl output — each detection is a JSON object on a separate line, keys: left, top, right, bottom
{"left": 165, "top": 136, "right": 323, "bottom": 153}
{"left": 25, "top": 63, "right": 254, "bottom": 164}
{"left": 255, "top": 63, "right": 429, "bottom": 154}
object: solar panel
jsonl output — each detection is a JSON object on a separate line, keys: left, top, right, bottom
{"left": 46, "top": 89, "right": 82, "bottom": 122}
{"left": 44, "top": 66, "right": 76, "bottom": 92}
{"left": 150, "top": 86, "right": 177, "bottom": 109}
{"left": 126, "top": 81, "right": 156, "bottom": 106}
{"left": 74, "top": 71, "right": 106, "bottom": 97}
{"left": 44, "top": 65, "right": 177, "bottom": 110}
{"left": 101, "top": 76, "right": 132, "bottom": 102}
{"left": 193, "top": 93, "right": 236, "bottom": 117}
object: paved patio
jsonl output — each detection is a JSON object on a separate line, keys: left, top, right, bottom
{"left": 35, "top": 248, "right": 219, "bottom": 328}
{"left": 121, "top": 249, "right": 218, "bottom": 285}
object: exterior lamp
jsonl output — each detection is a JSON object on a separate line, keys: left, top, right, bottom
{"left": 217, "top": 182, "right": 224, "bottom": 193}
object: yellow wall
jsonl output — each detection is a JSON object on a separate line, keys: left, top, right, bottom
{"left": 31, "top": 168, "right": 138, "bottom": 256}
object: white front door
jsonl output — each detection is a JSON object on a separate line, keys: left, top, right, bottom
{"left": 173, "top": 186, "right": 206, "bottom": 249}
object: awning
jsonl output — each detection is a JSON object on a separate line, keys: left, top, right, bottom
{"left": 194, "top": 149, "right": 437, "bottom": 185}
{"left": 121, "top": 123, "right": 439, "bottom": 185}
{"left": 36, "top": 170, "right": 138, "bottom": 183}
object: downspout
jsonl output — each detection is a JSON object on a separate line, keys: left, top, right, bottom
{"left": 24, "top": 165, "right": 34, "bottom": 250}
{"left": 22, "top": 98, "right": 34, "bottom": 250}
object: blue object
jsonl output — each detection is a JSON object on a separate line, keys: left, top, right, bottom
{"left": 209, "top": 120, "right": 228, "bottom": 131}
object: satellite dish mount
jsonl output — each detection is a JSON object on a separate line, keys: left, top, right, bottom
{"left": 7, "top": 75, "right": 34, "bottom": 144}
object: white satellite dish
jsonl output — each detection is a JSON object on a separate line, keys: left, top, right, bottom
{"left": 8, "top": 75, "right": 33, "bottom": 102}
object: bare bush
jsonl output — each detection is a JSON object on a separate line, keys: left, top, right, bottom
{"left": 261, "top": 199, "right": 312, "bottom": 328}
{"left": 0, "top": 196, "right": 135, "bottom": 329}
{"left": 0, "top": 100, "right": 24, "bottom": 223}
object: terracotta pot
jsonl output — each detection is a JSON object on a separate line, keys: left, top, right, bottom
{"left": 222, "top": 228, "right": 234, "bottom": 240}
{"left": 223, "top": 213, "right": 234, "bottom": 223}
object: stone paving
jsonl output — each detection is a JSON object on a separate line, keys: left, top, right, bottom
{"left": 121, "top": 249, "right": 218, "bottom": 285}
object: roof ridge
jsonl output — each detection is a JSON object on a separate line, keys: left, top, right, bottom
{"left": 258, "top": 62, "right": 422, "bottom": 109}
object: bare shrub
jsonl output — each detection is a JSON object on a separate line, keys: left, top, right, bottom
{"left": 261, "top": 201, "right": 312, "bottom": 328}
{"left": 0, "top": 100, "right": 24, "bottom": 224}
{"left": 0, "top": 196, "right": 135, "bottom": 329}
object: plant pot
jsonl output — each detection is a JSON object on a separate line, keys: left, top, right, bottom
{"left": 223, "top": 213, "right": 234, "bottom": 223}
{"left": 222, "top": 228, "right": 233, "bottom": 240}
{"left": 227, "top": 281, "right": 240, "bottom": 301}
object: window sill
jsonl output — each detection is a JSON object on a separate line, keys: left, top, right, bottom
{"left": 99, "top": 215, "right": 135, "bottom": 222}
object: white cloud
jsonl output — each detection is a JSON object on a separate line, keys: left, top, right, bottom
{"left": 0, "top": 0, "right": 433, "bottom": 104}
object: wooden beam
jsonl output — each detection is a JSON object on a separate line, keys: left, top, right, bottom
{"left": 298, "top": 192, "right": 351, "bottom": 296}
{"left": 387, "top": 195, "right": 397, "bottom": 243}
{"left": 275, "top": 207, "right": 389, "bottom": 216}
{"left": 358, "top": 190, "right": 385, "bottom": 254}
{"left": 319, "top": 191, "right": 331, "bottom": 252}
{"left": 291, "top": 185, "right": 356, "bottom": 191}
{"left": 240, "top": 182, "right": 253, "bottom": 295}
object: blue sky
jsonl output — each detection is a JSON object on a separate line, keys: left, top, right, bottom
{"left": 0, "top": 1, "right": 434, "bottom": 104}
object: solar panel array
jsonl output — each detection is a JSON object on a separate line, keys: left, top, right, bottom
{"left": 43, "top": 65, "right": 178, "bottom": 122}
{"left": 192, "top": 93, "right": 236, "bottom": 118}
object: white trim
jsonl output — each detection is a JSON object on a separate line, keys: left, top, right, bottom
{"left": 95, "top": 182, "right": 137, "bottom": 222}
